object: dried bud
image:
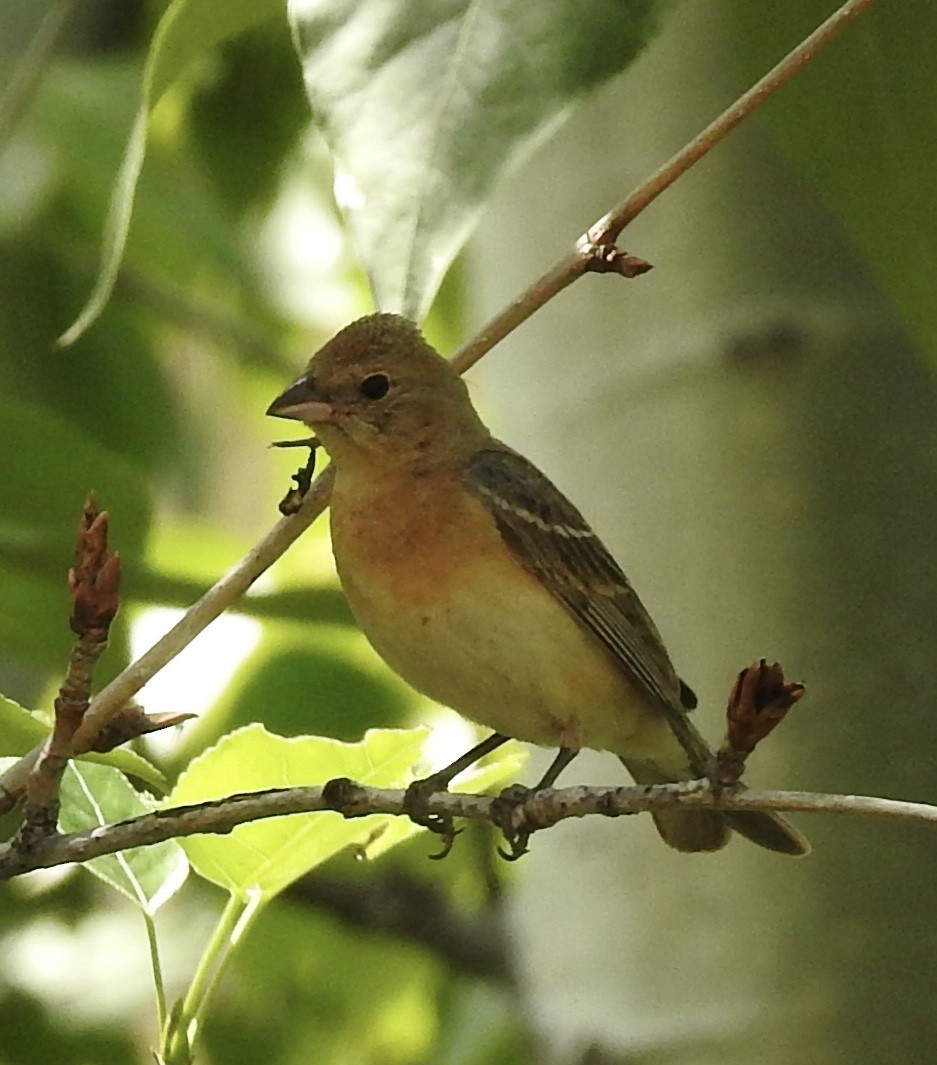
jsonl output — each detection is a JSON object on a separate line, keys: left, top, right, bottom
{"left": 585, "top": 244, "right": 653, "bottom": 278}
{"left": 727, "top": 659, "right": 805, "bottom": 755}
{"left": 68, "top": 498, "right": 121, "bottom": 637}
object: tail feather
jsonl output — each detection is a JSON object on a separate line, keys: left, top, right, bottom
{"left": 724, "top": 809, "right": 810, "bottom": 856}
{"left": 621, "top": 755, "right": 809, "bottom": 857}
{"left": 649, "top": 807, "right": 731, "bottom": 853}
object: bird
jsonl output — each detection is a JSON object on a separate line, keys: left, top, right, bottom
{"left": 266, "top": 312, "right": 808, "bottom": 856}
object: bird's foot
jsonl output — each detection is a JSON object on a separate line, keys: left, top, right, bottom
{"left": 403, "top": 776, "right": 462, "bottom": 860}
{"left": 489, "top": 783, "right": 539, "bottom": 861}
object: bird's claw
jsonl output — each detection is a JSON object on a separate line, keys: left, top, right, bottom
{"left": 427, "top": 824, "right": 462, "bottom": 861}
{"left": 496, "top": 833, "right": 531, "bottom": 862}
{"left": 404, "top": 777, "right": 461, "bottom": 860}
{"left": 490, "top": 783, "right": 538, "bottom": 861}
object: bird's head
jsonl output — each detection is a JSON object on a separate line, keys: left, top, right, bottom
{"left": 267, "top": 313, "right": 489, "bottom": 471}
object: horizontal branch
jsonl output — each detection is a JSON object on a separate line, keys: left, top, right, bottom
{"left": 2, "top": 780, "right": 935, "bottom": 881}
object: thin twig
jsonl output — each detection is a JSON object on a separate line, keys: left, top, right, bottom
{"left": 450, "top": 0, "right": 878, "bottom": 374}
{"left": 0, "top": 472, "right": 334, "bottom": 813}
{"left": 0, "top": 781, "right": 933, "bottom": 881}
{"left": 18, "top": 500, "right": 121, "bottom": 842}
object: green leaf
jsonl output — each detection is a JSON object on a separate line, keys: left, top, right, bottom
{"left": 289, "top": 0, "right": 673, "bottom": 318}
{"left": 0, "top": 694, "right": 168, "bottom": 792}
{"left": 217, "top": 640, "right": 413, "bottom": 741}
{"left": 728, "top": 0, "right": 937, "bottom": 362}
{"left": 165, "top": 725, "right": 430, "bottom": 900}
{"left": 0, "top": 237, "right": 185, "bottom": 477}
{"left": 60, "top": 0, "right": 286, "bottom": 344}
{"left": 59, "top": 762, "right": 188, "bottom": 913}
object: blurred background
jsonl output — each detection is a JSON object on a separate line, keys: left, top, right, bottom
{"left": 1, "top": 1, "right": 936, "bottom": 1063}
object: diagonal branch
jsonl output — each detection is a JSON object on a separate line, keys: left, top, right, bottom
{"left": 449, "top": 0, "right": 877, "bottom": 374}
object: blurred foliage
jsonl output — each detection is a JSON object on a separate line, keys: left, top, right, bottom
{"left": 0, "top": 1, "right": 933, "bottom": 1063}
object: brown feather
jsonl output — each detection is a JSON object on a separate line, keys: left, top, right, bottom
{"left": 465, "top": 445, "right": 709, "bottom": 772}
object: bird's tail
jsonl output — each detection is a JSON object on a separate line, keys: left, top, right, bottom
{"left": 620, "top": 756, "right": 730, "bottom": 852}
{"left": 620, "top": 713, "right": 809, "bottom": 856}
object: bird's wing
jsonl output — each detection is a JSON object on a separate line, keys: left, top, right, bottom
{"left": 465, "top": 445, "right": 708, "bottom": 769}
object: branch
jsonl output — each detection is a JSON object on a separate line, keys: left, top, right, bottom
{"left": 74, "top": 470, "right": 333, "bottom": 751}
{"left": 0, "top": 479, "right": 335, "bottom": 812}
{"left": 18, "top": 500, "right": 121, "bottom": 840}
{"left": 1, "top": 780, "right": 934, "bottom": 881}
{"left": 449, "top": 0, "right": 877, "bottom": 374}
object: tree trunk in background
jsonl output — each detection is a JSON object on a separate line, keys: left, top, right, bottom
{"left": 467, "top": 3, "right": 937, "bottom": 1063}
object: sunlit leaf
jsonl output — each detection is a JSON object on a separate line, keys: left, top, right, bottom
{"left": 166, "top": 724, "right": 430, "bottom": 900}
{"left": 290, "top": 0, "right": 674, "bottom": 318}
{"left": 59, "top": 762, "right": 188, "bottom": 913}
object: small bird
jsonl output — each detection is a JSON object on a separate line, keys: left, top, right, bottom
{"left": 267, "top": 313, "right": 808, "bottom": 855}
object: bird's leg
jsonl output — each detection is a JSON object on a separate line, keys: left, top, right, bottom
{"left": 404, "top": 732, "right": 509, "bottom": 860}
{"left": 492, "top": 746, "right": 579, "bottom": 861}
{"left": 534, "top": 746, "right": 579, "bottom": 790}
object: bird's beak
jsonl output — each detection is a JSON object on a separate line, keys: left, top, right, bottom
{"left": 266, "top": 377, "right": 335, "bottom": 425}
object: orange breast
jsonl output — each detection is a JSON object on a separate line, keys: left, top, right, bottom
{"left": 329, "top": 466, "right": 509, "bottom": 611}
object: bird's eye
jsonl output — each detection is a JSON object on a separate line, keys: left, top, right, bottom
{"left": 359, "top": 373, "right": 390, "bottom": 400}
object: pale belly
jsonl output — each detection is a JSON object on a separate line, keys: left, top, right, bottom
{"left": 329, "top": 470, "right": 676, "bottom": 765}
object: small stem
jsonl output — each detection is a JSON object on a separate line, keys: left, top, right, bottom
{"left": 449, "top": 252, "right": 588, "bottom": 374}
{"left": 590, "top": 0, "right": 878, "bottom": 243}
{"left": 163, "top": 894, "right": 263, "bottom": 1064}
{"left": 144, "top": 910, "right": 168, "bottom": 1032}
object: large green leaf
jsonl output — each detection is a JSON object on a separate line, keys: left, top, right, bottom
{"left": 61, "top": 0, "right": 286, "bottom": 344}
{"left": 728, "top": 0, "right": 937, "bottom": 362}
{"left": 166, "top": 725, "right": 430, "bottom": 901}
{"left": 290, "top": 0, "right": 674, "bottom": 318}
